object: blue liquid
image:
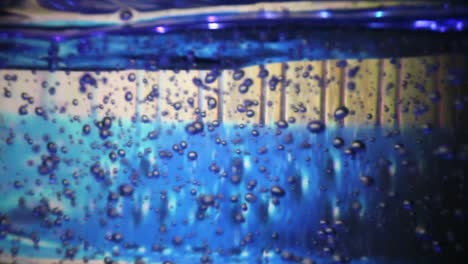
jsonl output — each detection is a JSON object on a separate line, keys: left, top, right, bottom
{"left": 0, "top": 112, "right": 465, "bottom": 263}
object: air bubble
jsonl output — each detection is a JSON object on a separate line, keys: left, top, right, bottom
{"left": 334, "top": 106, "right": 349, "bottom": 120}
{"left": 120, "top": 9, "right": 133, "bottom": 21}
{"left": 187, "top": 151, "right": 198, "bottom": 160}
{"left": 233, "top": 69, "right": 245, "bottom": 80}
{"left": 119, "top": 184, "right": 134, "bottom": 197}
{"left": 185, "top": 121, "right": 204, "bottom": 135}
{"left": 205, "top": 73, "right": 217, "bottom": 83}
{"left": 307, "top": 120, "right": 325, "bottom": 133}
{"left": 207, "top": 97, "right": 217, "bottom": 109}
{"left": 351, "top": 140, "right": 366, "bottom": 152}
{"left": 125, "top": 91, "right": 133, "bottom": 102}
{"left": 271, "top": 185, "right": 286, "bottom": 197}
{"left": 276, "top": 120, "right": 288, "bottom": 129}
{"left": 127, "top": 73, "right": 136, "bottom": 82}
{"left": 246, "top": 109, "right": 255, "bottom": 118}
{"left": 332, "top": 137, "right": 344, "bottom": 148}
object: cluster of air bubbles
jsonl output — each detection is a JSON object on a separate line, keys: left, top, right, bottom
{"left": 239, "top": 78, "right": 253, "bottom": 94}
{"left": 185, "top": 120, "right": 204, "bottom": 135}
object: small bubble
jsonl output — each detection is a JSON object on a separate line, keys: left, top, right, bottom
{"left": 307, "top": 120, "right": 325, "bottom": 133}
{"left": 351, "top": 140, "right": 366, "bottom": 152}
{"left": 3, "top": 88, "right": 11, "bottom": 98}
{"left": 429, "top": 91, "right": 441, "bottom": 102}
{"left": 109, "top": 152, "right": 117, "bottom": 162}
{"left": 403, "top": 200, "right": 413, "bottom": 211}
{"left": 47, "top": 142, "right": 57, "bottom": 153}
{"left": 192, "top": 77, "right": 202, "bottom": 86}
{"left": 102, "top": 117, "right": 112, "bottom": 129}
{"left": 239, "top": 84, "right": 249, "bottom": 94}
{"left": 18, "top": 105, "right": 28, "bottom": 115}
{"left": 348, "top": 66, "right": 360, "bottom": 78}
{"left": 99, "top": 129, "right": 112, "bottom": 139}
{"left": 141, "top": 115, "right": 150, "bottom": 123}
{"left": 185, "top": 121, "right": 204, "bottom": 135}
{"left": 336, "top": 60, "right": 348, "bottom": 68}
{"left": 120, "top": 9, "right": 133, "bottom": 21}
{"left": 187, "top": 151, "right": 198, "bottom": 160}
{"left": 236, "top": 104, "right": 246, "bottom": 113}
{"left": 422, "top": 123, "right": 432, "bottom": 134}
{"left": 172, "top": 236, "right": 183, "bottom": 246}
{"left": 199, "top": 195, "right": 215, "bottom": 206}
{"left": 207, "top": 97, "right": 217, "bottom": 109}
{"left": 172, "top": 102, "right": 182, "bottom": 110}
{"left": 118, "top": 149, "right": 126, "bottom": 157}
{"left": 276, "top": 120, "right": 288, "bottom": 129}
{"left": 271, "top": 185, "right": 286, "bottom": 197}
{"left": 82, "top": 124, "right": 91, "bottom": 135}
{"left": 245, "top": 193, "right": 256, "bottom": 203}
{"left": 251, "top": 129, "right": 259, "bottom": 137}
{"left": 204, "top": 73, "right": 217, "bottom": 83}
{"left": 333, "top": 137, "right": 344, "bottom": 148}
{"left": 233, "top": 212, "right": 245, "bottom": 223}
{"left": 233, "top": 69, "right": 245, "bottom": 81}
{"left": 434, "top": 144, "right": 453, "bottom": 159}
{"left": 127, "top": 73, "right": 136, "bottom": 82}
{"left": 13, "top": 180, "right": 23, "bottom": 189}
{"left": 258, "top": 67, "right": 269, "bottom": 78}
{"left": 119, "top": 184, "right": 134, "bottom": 197}
{"left": 110, "top": 232, "right": 123, "bottom": 243}
{"left": 125, "top": 91, "right": 133, "bottom": 102}
{"left": 360, "top": 175, "right": 374, "bottom": 186}
{"left": 246, "top": 109, "right": 255, "bottom": 118}
{"left": 79, "top": 73, "right": 97, "bottom": 93}
{"left": 35, "top": 107, "right": 44, "bottom": 116}
{"left": 334, "top": 106, "right": 349, "bottom": 120}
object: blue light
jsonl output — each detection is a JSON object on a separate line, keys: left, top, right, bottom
{"left": 262, "top": 11, "right": 279, "bottom": 19}
{"left": 413, "top": 20, "right": 433, "bottom": 28}
{"left": 413, "top": 20, "right": 439, "bottom": 30}
{"left": 375, "top": 11, "right": 383, "bottom": 18}
{"left": 456, "top": 21, "right": 464, "bottom": 31}
{"left": 319, "top": 11, "right": 330, "bottom": 18}
{"left": 207, "top": 15, "right": 216, "bottom": 22}
{"left": 155, "top": 26, "right": 166, "bottom": 33}
{"left": 208, "top": 22, "right": 220, "bottom": 30}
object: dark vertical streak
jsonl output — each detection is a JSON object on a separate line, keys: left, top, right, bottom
{"left": 435, "top": 56, "right": 442, "bottom": 128}
{"left": 396, "top": 59, "right": 402, "bottom": 129}
{"left": 339, "top": 63, "right": 346, "bottom": 127}
{"left": 218, "top": 72, "right": 224, "bottom": 123}
{"left": 320, "top": 60, "right": 327, "bottom": 122}
{"left": 259, "top": 68, "right": 266, "bottom": 125}
{"left": 198, "top": 71, "right": 204, "bottom": 121}
{"left": 376, "top": 59, "right": 384, "bottom": 126}
{"left": 156, "top": 71, "right": 162, "bottom": 121}
{"left": 280, "top": 63, "right": 287, "bottom": 121}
